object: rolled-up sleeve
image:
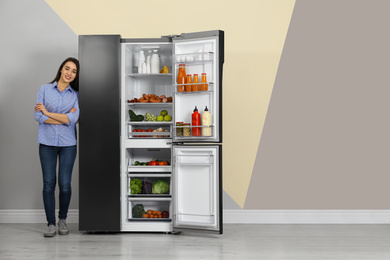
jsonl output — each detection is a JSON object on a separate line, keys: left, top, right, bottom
{"left": 34, "top": 86, "right": 49, "bottom": 124}
{"left": 65, "top": 96, "right": 80, "bottom": 124}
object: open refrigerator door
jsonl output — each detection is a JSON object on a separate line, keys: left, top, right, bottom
{"left": 172, "top": 31, "right": 223, "bottom": 143}
{"left": 172, "top": 145, "right": 222, "bottom": 234}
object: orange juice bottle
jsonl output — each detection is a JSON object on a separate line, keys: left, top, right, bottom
{"left": 192, "top": 74, "right": 200, "bottom": 91}
{"left": 177, "top": 64, "right": 186, "bottom": 92}
{"left": 185, "top": 74, "right": 192, "bottom": 92}
{"left": 200, "top": 73, "right": 208, "bottom": 91}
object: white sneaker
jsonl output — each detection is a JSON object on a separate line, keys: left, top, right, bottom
{"left": 58, "top": 219, "right": 69, "bottom": 235}
{"left": 44, "top": 225, "right": 56, "bottom": 237}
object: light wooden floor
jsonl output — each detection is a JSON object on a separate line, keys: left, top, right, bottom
{"left": 1, "top": 224, "right": 390, "bottom": 259}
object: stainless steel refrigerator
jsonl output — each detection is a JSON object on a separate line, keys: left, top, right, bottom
{"left": 79, "top": 30, "right": 224, "bottom": 234}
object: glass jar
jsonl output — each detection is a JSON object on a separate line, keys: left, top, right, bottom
{"left": 176, "top": 122, "right": 183, "bottom": 136}
{"left": 183, "top": 123, "right": 191, "bottom": 136}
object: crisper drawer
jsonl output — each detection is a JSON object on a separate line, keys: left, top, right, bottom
{"left": 128, "top": 199, "right": 171, "bottom": 222}
{"left": 128, "top": 175, "right": 171, "bottom": 197}
{"left": 126, "top": 147, "right": 172, "bottom": 172}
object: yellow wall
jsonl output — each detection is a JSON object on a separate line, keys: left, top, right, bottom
{"left": 46, "top": 0, "right": 295, "bottom": 208}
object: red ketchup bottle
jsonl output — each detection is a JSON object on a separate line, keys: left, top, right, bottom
{"left": 191, "top": 106, "right": 201, "bottom": 136}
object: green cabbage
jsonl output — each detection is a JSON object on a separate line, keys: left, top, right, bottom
{"left": 152, "top": 179, "right": 170, "bottom": 194}
{"left": 130, "top": 178, "right": 142, "bottom": 194}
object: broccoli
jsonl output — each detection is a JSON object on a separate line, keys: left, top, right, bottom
{"left": 130, "top": 178, "right": 142, "bottom": 194}
{"left": 132, "top": 204, "right": 145, "bottom": 218}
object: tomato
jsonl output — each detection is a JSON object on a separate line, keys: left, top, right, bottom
{"left": 149, "top": 161, "right": 158, "bottom": 166}
{"left": 137, "top": 129, "right": 142, "bottom": 132}
{"left": 148, "top": 128, "right": 153, "bottom": 132}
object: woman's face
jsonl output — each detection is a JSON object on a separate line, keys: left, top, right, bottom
{"left": 60, "top": 61, "right": 78, "bottom": 84}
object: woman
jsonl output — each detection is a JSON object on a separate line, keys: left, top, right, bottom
{"left": 34, "top": 57, "right": 80, "bottom": 237}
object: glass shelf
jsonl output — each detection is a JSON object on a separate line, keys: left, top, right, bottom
{"left": 127, "top": 73, "right": 172, "bottom": 77}
{"left": 127, "top": 121, "right": 172, "bottom": 125}
{"left": 127, "top": 102, "right": 173, "bottom": 106}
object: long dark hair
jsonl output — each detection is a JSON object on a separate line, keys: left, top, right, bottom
{"left": 50, "top": 57, "right": 80, "bottom": 91}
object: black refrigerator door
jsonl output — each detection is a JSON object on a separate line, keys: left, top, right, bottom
{"left": 172, "top": 30, "right": 224, "bottom": 144}
{"left": 78, "top": 35, "right": 121, "bottom": 231}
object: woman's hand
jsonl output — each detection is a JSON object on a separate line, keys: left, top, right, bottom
{"left": 35, "top": 103, "right": 48, "bottom": 115}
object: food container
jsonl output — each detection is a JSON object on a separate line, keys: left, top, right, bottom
{"left": 176, "top": 122, "right": 183, "bottom": 136}
{"left": 183, "top": 123, "right": 191, "bottom": 136}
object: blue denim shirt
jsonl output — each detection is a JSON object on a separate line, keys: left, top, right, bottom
{"left": 34, "top": 82, "right": 80, "bottom": 146}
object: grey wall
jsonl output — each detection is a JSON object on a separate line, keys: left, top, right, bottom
{"left": 246, "top": 0, "right": 390, "bottom": 209}
{"left": 0, "top": 0, "right": 78, "bottom": 209}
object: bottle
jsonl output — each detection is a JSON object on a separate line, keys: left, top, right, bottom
{"left": 191, "top": 106, "right": 201, "bottom": 136}
{"left": 201, "top": 106, "right": 212, "bottom": 136}
{"left": 151, "top": 50, "right": 160, "bottom": 74}
{"left": 185, "top": 74, "right": 192, "bottom": 92}
{"left": 200, "top": 73, "right": 208, "bottom": 91}
{"left": 177, "top": 64, "right": 186, "bottom": 92}
{"left": 146, "top": 50, "right": 152, "bottom": 74}
{"left": 192, "top": 74, "right": 199, "bottom": 91}
{"left": 138, "top": 51, "right": 145, "bottom": 73}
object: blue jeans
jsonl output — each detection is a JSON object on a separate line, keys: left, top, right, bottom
{"left": 39, "top": 144, "right": 77, "bottom": 226}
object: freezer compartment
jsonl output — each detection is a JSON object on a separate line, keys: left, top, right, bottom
{"left": 128, "top": 176, "right": 171, "bottom": 197}
{"left": 128, "top": 124, "right": 172, "bottom": 139}
{"left": 126, "top": 147, "right": 172, "bottom": 172}
{"left": 123, "top": 42, "right": 173, "bottom": 75}
{"left": 128, "top": 200, "right": 171, "bottom": 222}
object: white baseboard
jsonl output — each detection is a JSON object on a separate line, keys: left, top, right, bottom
{"left": 1, "top": 209, "right": 390, "bottom": 224}
{"left": 0, "top": 209, "right": 79, "bottom": 224}
{"left": 223, "top": 210, "right": 390, "bottom": 224}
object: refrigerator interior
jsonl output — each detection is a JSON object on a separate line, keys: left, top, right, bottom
{"left": 173, "top": 38, "right": 219, "bottom": 142}
{"left": 121, "top": 41, "right": 175, "bottom": 231}
{"left": 173, "top": 146, "right": 220, "bottom": 231}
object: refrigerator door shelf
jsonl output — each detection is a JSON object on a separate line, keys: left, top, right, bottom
{"left": 174, "top": 52, "right": 214, "bottom": 63}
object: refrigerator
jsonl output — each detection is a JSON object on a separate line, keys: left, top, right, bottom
{"left": 78, "top": 30, "right": 224, "bottom": 234}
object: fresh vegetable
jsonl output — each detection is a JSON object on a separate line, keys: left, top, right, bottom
{"left": 148, "top": 160, "right": 158, "bottom": 166}
{"left": 152, "top": 179, "right": 170, "bottom": 194}
{"left": 161, "top": 211, "right": 169, "bottom": 218}
{"left": 158, "top": 161, "right": 168, "bottom": 166}
{"left": 129, "top": 110, "right": 144, "bottom": 121}
{"left": 130, "top": 178, "right": 142, "bottom": 194}
{"left": 141, "top": 181, "right": 152, "bottom": 194}
{"left": 132, "top": 204, "right": 145, "bottom": 218}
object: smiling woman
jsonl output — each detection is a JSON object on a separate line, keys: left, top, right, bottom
{"left": 33, "top": 57, "right": 80, "bottom": 238}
